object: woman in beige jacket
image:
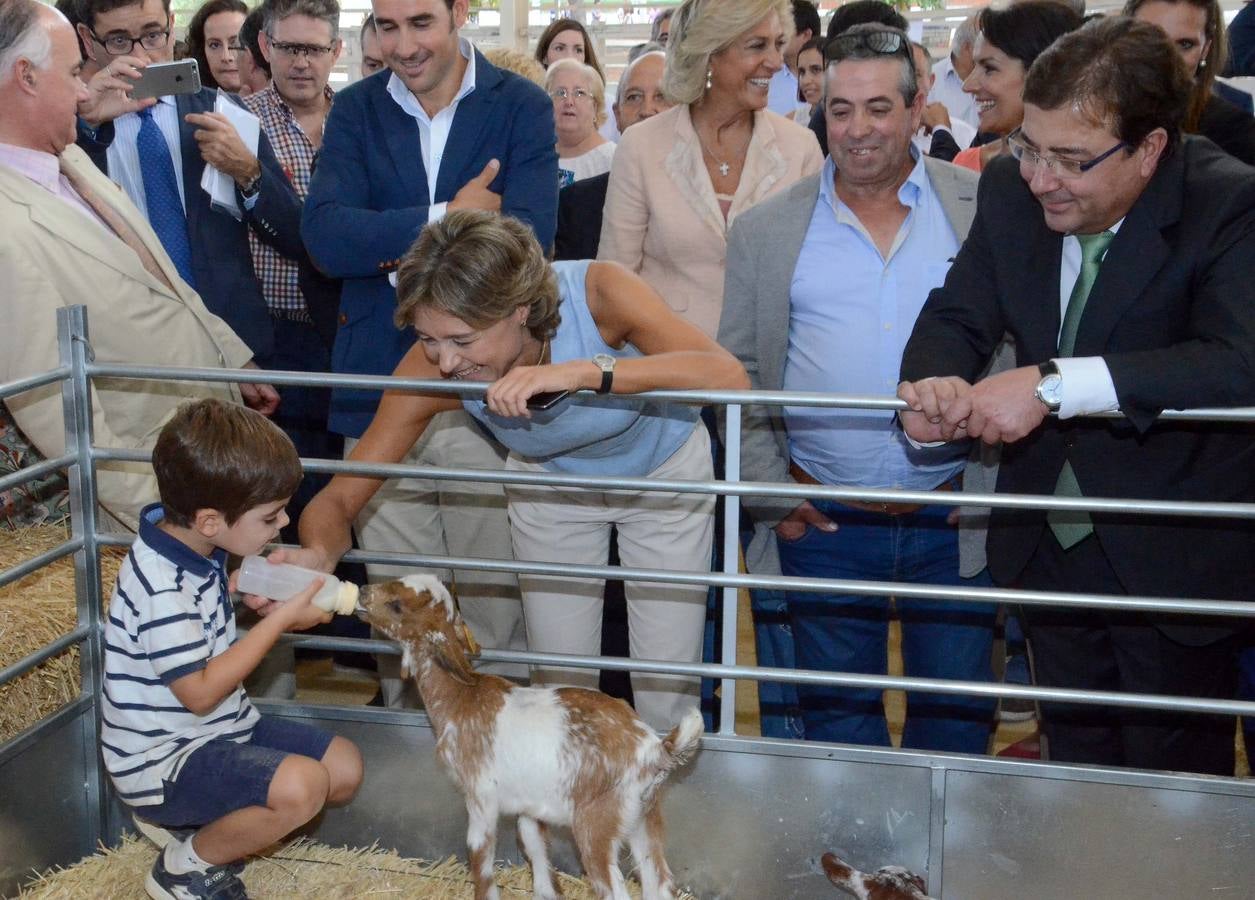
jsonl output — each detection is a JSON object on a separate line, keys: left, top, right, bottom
{"left": 598, "top": 0, "right": 823, "bottom": 339}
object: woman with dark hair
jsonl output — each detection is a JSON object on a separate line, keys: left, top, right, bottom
{"left": 297, "top": 211, "right": 748, "bottom": 730}
{"left": 187, "top": 0, "right": 249, "bottom": 92}
{"left": 791, "top": 36, "right": 823, "bottom": 123}
{"left": 534, "top": 17, "right": 604, "bottom": 83}
{"left": 955, "top": 0, "right": 1083, "bottom": 171}
{"left": 1126, "top": 0, "right": 1255, "bottom": 164}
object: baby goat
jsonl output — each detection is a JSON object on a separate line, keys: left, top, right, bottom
{"left": 361, "top": 575, "right": 703, "bottom": 900}
{"left": 822, "top": 851, "right": 936, "bottom": 900}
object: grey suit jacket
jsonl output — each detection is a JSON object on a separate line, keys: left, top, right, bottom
{"left": 718, "top": 156, "right": 1006, "bottom": 581}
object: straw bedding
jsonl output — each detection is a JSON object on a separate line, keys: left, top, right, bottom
{"left": 18, "top": 834, "right": 698, "bottom": 899}
{"left": 0, "top": 525, "right": 125, "bottom": 744}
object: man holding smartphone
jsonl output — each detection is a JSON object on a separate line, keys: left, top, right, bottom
{"left": 74, "top": 0, "right": 302, "bottom": 371}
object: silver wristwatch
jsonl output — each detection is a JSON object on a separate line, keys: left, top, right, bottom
{"left": 1034, "top": 360, "right": 1063, "bottom": 412}
{"left": 592, "top": 353, "right": 616, "bottom": 393}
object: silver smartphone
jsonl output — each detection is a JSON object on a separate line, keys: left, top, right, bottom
{"left": 130, "top": 59, "right": 201, "bottom": 101}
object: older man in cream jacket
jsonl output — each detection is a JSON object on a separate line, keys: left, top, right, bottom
{"left": 0, "top": 0, "right": 275, "bottom": 531}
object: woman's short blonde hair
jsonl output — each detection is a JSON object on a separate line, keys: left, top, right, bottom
{"left": 544, "top": 56, "right": 608, "bottom": 128}
{"left": 663, "top": 0, "right": 794, "bottom": 105}
{"left": 394, "top": 211, "right": 561, "bottom": 342}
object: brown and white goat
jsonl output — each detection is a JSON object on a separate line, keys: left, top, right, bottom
{"left": 361, "top": 574, "right": 703, "bottom": 900}
{"left": 822, "top": 851, "right": 936, "bottom": 900}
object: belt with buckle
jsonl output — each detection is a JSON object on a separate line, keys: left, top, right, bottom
{"left": 788, "top": 461, "right": 955, "bottom": 516}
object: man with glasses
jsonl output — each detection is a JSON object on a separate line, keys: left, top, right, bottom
{"left": 299, "top": 0, "right": 557, "bottom": 706}
{"left": 719, "top": 24, "right": 998, "bottom": 752}
{"left": 238, "top": 0, "right": 341, "bottom": 544}
{"left": 75, "top": 0, "right": 302, "bottom": 370}
{"left": 898, "top": 18, "right": 1255, "bottom": 776}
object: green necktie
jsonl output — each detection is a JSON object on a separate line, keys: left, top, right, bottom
{"left": 1047, "top": 230, "right": 1115, "bottom": 550}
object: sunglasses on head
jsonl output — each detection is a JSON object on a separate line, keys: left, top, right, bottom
{"left": 823, "top": 29, "right": 908, "bottom": 63}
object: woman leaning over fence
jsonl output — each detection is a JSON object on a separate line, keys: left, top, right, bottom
{"left": 289, "top": 211, "right": 749, "bottom": 730}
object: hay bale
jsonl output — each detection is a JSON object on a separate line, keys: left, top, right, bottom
{"left": 18, "top": 834, "right": 699, "bottom": 898}
{"left": 0, "top": 524, "right": 125, "bottom": 743}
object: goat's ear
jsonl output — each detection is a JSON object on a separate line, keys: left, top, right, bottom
{"left": 425, "top": 630, "right": 476, "bottom": 686}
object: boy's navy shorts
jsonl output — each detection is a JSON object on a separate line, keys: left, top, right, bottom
{"left": 135, "top": 715, "right": 335, "bottom": 829}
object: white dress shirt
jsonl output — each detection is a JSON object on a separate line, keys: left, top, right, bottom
{"left": 386, "top": 37, "right": 478, "bottom": 223}
{"left": 1053, "top": 219, "right": 1124, "bottom": 418}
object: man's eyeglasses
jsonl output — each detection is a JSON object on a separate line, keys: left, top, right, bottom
{"left": 89, "top": 27, "right": 170, "bottom": 56}
{"left": 266, "top": 37, "right": 337, "bottom": 59}
{"left": 549, "top": 86, "right": 593, "bottom": 102}
{"left": 1007, "top": 128, "right": 1129, "bottom": 179}
{"left": 823, "top": 28, "right": 908, "bottom": 63}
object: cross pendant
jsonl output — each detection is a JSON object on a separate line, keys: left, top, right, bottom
{"left": 718, "top": 162, "right": 730, "bottom": 177}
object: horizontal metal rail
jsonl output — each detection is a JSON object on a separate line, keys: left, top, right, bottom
{"left": 0, "top": 537, "right": 84, "bottom": 592}
{"left": 0, "top": 624, "right": 92, "bottom": 690}
{"left": 258, "top": 632, "right": 1255, "bottom": 718}
{"left": 92, "top": 447, "right": 1255, "bottom": 521}
{"left": 0, "top": 366, "right": 70, "bottom": 402}
{"left": 0, "top": 453, "right": 75, "bottom": 496}
{"left": 93, "top": 534, "right": 1255, "bottom": 619}
{"left": 84, "top": 362, "right": 1255, "bottom": 422}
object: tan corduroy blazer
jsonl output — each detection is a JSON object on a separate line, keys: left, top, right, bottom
{"left": 598, "top": 104, "right": 823, "bottom": 339}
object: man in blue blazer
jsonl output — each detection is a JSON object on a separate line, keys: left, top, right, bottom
{"left": 300, "top": 0, "right": 557, "bottom": 703}
{"left": 75, "top": 0, "right": 303, "bottom": 368}
{"left": 303, "top": 0, "right": 557, "bottom": 437}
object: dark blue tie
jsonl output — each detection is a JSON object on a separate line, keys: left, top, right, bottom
{"left": 136, "top": 106, "right": 195, "bottom": 289}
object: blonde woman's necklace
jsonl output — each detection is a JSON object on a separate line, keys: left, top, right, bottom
{"left": 696, "top": 127, "right": 750, "bottom": 179}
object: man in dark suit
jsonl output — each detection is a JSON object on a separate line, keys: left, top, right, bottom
{"left": 74, "top": 0, "right": 302, "bottom": 369}
{"left": 300, "top": 0, "right": 556, "bottom": 703}
{"left": 897, "top": 17, "right": 1255, "bottom": 775}
{"left": 554, "top": 46, "right": 668, "bottom": 261}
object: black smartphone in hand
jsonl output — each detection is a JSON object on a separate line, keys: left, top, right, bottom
{"left": 526, "top": 390, "right": 570, "bottom": 411}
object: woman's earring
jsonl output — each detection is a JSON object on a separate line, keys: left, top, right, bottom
{"left": 706, "top": 68, "right": 713, "bottom": 90}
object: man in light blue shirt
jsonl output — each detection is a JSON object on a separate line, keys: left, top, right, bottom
{"left": 719, "top": 25, "right": 997, "bottom": 752}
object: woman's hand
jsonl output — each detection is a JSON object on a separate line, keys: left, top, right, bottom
{"left": 484, "top": 359, "right": 594, "bottom": 419}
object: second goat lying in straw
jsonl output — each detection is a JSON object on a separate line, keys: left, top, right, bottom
{"left": 361, "top": 575, "right": 703, "bottom": 900}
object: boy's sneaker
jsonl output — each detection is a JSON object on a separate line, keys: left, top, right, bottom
{"left": 145, "top": 853, "right": 249, "bottom": 899}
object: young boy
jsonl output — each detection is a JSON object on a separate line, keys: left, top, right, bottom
{"left": 101, "top": 399, "right": 363, "bottom": 900}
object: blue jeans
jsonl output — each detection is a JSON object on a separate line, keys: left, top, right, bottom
{"left": 777, "top": 498, "right": 996, "bottom": 753}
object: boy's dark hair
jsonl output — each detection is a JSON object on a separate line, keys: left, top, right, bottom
{"left": 75, "top": 0, "right": 172, "bottom": 31}
{"left": 153, "top": 399, "right": 302, "bottom": 528}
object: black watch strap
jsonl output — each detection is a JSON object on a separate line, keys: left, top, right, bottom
{"left": 598, "top": 367, "right": 613, "bottom": 394}
{"left": 1038, "top": 359, "right": 1060, "bottom": 377}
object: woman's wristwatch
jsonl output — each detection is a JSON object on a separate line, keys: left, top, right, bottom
{"left": 592, "top": 353, "right": 616, "bottom": 393}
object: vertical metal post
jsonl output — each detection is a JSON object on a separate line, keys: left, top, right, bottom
{"left": 58, "top": 306, "right": 108, "bottom": 847}
{"left": 499, "top": 0, "right": 528, "bottom": 51}
{"left": 718, "top": 403, "right": 742, "bottom": 733}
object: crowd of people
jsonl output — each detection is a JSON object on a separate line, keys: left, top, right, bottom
{"left": 2, "top": 0, "right": 1255, "bottom": 891}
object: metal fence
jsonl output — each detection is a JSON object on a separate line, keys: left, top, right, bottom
{"left": 2, "top": 303, "right": 1255, "bottom": 894}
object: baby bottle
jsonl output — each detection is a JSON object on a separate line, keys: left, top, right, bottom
{"left": 236, "top": 556, "right": 360, "bottom": 615}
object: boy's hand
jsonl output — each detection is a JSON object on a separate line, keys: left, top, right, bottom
{"left": 233, "top": 547, "right": 332, "bottom": 618}
{"left": 274, "top": 576, "right": 333, "bottom": 632}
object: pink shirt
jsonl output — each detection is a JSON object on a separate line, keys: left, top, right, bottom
{"left": 0, "top": 142, "right": 108, "bottom": 229}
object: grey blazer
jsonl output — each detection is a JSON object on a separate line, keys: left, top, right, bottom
{"left": 717, "top": 156, "right": 1007, "bottom": 581}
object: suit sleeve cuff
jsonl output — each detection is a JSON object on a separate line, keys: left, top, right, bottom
{"left": 428, "top": 201, "right": 448, "bottom": 224}
{"left": 1054, "top": 356, "right": 1120, "bottom": 419}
